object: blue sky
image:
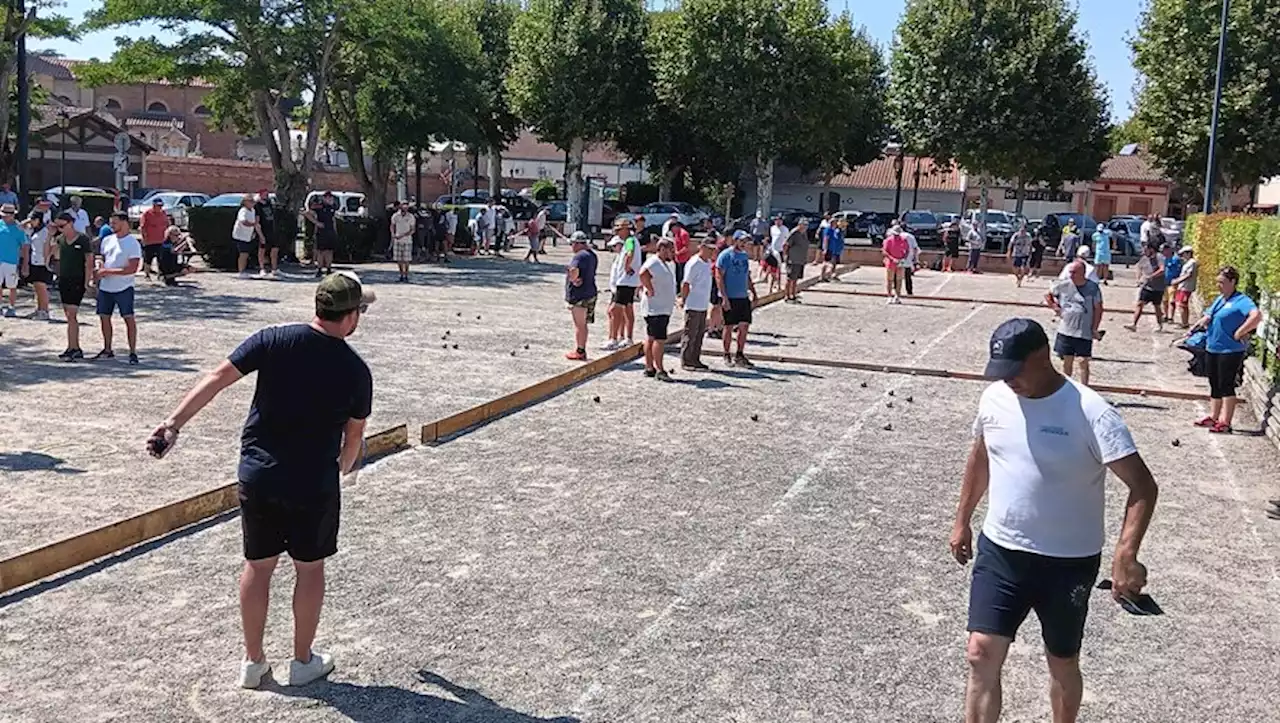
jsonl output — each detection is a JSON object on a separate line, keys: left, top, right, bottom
{"left": 34, "top": 0, "right": 1142, "bottom": 120}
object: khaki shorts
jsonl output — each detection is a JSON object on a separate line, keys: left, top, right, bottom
{"left": 569, "top": 295, "right": 597, "bottom": 324}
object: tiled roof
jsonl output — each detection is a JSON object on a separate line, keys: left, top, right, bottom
{"left": 126, "top": 116, "right": 186, "bottom": 130}
{"left": 29, "top": 55, "right": 215, "bottom": 88}
{"left": 504, "top": 130, "right": 634, "bottom": 165}
{"left": 30, "top": 104, "right": 157, "bottom": 152}
{"left": 827, "top": 155, "right": 964, "bottom": 192}
{"left": 1098, "top": 153, "right": 1169, "bottom": 184}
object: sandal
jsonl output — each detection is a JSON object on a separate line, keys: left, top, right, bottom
{"left": 1209, "top": 422, "right": 1233, "bottom": 434}
{"left": 1193, "top": 416, "right": 1216, "bottom": 427}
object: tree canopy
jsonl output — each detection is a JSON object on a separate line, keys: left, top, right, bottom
{"left": 890, "top": 0, "right": 1109, "bottom": 192}
{"left": 1132, "top": 0, "right": 1280, "bottom": 199}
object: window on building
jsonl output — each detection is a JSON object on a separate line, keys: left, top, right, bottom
{"left": 103, "top": 97, "right": 122, "bottom": 111}
{"left": 193, "top": 104, "right": 211, "bottom": 117}
{"left": 147, "top": 101, "right": 168, "bottom": 113}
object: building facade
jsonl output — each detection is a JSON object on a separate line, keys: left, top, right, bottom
{"left": 741, "top": 155, "right": 967, "bottom": 216}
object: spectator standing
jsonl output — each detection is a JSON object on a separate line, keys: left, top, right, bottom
{"left": 715, "top": 231, "right": 758, "bottom": 367}
{"left": 1029, "top": 226, "right": 1046, "bottom": 279}
{"left": 882, "top": 226, "right": 909, "bottom": 304}
{"left": 942, "top": 221, "right": 961, "bottom": 273}
{"left": 305, "top": 192, "right": 340, "bottom": 278}
{"left": 233, "top": 195, "right": 264, "bottom": 279}
{"left": 680, "top": 238, "right": 715, "bottom": 371}
{"left": 147, "top": 272, "right": 374, "bottom": 690}
{"left": 1169, "top": 246, "right": 1198, "bottom": 328}
{"left": 52, "top": 212, "right": 94, "bottom": 359}
{"left": 444, "top": 207, "right": 457, "bottom": 259}
{"left": 564, "top": 231, "right": 598, "bottom": 361}
{"left": 781, "top": 218, "right": 810, "bottom": 303}
{"left": 67, "top": 195, "right": 91, "bottom": 234}
{"left": 1091, "top": 224, "right": 1112, "bottom": 285}
{"left": 0, "top": 204, "right": 23, "bottom": 316}
{"left": 769, "top": 215, "right": 788, "bottom": 271}
{"left": 952, "top": 318, "right": 1157, "bottom": 723}
{"left": 140, "top": 197, "right": 170, "bottom": 281}
{"left": 96, "top": 216, "right": 111, "bottom": 244}
{"left": 820, "top": 217, "right": 845, "bottom": 282}
{"left": 671, "top": 220, "right": 692, "bottom": 289}
{"left": 1045, "top": 260, "right": 1104, "bottom": 385}
{"left": 902, "top": 226, "right": 921, "bottom": 296}
{"left": 605, "top": 218, "right": 642, "bottom": 350}
{"left": 94, "top": 212, "right": 142, "bottom": 364}
{"left": 639, "top": 238, "right": 678, "bottom": 381}
{"left": 525, "top": 206, "right": 547, "bottom": 263}
{"left": 478, "top": 199, "right": 497, "bottom": 255}
{"left": 748, "top": 211, "right": 767, "bottom": 248}
{"left": 1190, "top": 266, "right": 1260, "bottom": 434}
{"left": 0, "top": 181, "right": 18, "bottom": 208}
{"left": 707, "top": 232, "right": 728, "bottom": 339}
{"left": 255, "top": 189, "right": 281, "bottom": 277}
{"left": 21, "top": 211, "right": 53, "bottom": 320}
{"left": 964, "top": 221, "right": 984, "bottom": 273}
{"left": 1159, "top": 244, "right": 1182, "bottom": 322}
{"left": 390, "top": 201, "right": 416, "bottom": 283}
{"left": 662, "top": 212, "right": 678, "bottom": 239}
{"left": 1057, "top": 220, "right": 1081, "bottom": 260}
{"left": 1123, "top": 242, "right": 1166, "bottom": 332}
{"left": 1007, "top": 223, "right": 1033, "bottom": 287}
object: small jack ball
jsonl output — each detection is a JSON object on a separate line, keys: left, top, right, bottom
{"left": 593, "top": 396, "right": 601, "bottom": 403}
{"left": 1171, "top": 438, "right": 1181, "bottom": 447}
{"left": 860, "top": 381, "right": 868, "bottom": 388}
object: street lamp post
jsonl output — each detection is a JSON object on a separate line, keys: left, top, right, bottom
{"left": 1203, "top": 0, "right": 1231, "bottom": 213}
{"left": 56, "top": 110, "right": 70, "bottom": 203}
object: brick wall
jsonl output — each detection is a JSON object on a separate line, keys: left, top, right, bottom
{"left": 99, "top": 82, "right": 241, "bottom": 160}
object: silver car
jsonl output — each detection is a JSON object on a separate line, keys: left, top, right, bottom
{"left": 127, "top": 191, "right": 209, "bottom": 229}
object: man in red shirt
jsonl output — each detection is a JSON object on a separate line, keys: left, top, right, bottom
{"left": 671, "top": 220, "right": 692, "bottom": 289}
{"left": 139, "top": 198, "right": 170, "bottom": 281}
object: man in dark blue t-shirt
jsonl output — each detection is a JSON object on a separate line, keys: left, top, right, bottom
{"left": 304, "top": 191, "right": 340, "bottom": 278}
{"left": 146, "top": 271, "right": 375, "bottom": 690}
{"left": 565, "top": 230, "right": 599, "bottom": 360}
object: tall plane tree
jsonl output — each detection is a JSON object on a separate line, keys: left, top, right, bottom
{"left": 508, "top": 0, "right": 650, "bottom": 228}
{"left": 890, "top": 0, "right": 1109, "bottom": 214}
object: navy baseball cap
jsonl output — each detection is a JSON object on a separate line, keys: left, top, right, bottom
{"left": 983, "top": 318, "right": 1048, "bottom": 380}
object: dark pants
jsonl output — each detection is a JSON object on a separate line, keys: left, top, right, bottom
{"left": 681, "top": 309, "right": 707, "bottom": 367}
{"left": 967, "top": 248, "right": 982, "bottom": 271}
{"left": 903, "top": 267, "right": 914, "bottom": 295}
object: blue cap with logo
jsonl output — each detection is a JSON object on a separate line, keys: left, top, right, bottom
{"left": 983, "top": 318, "right": 1048, "bottom": 380}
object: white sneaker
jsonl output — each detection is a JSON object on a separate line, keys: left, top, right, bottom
{"left": 600, "top": 339, "right": 619, "bottom": 351}
{"left": 286, "top": 651, "right": 334, "bottom": 687}
{"left": 624, "top": 338, "right": 635, "bottom": 347}
{"left": 238, "top": 659, "right": 272, "bottom": 689}
{"left": 269, "top": 270, "right": 279, "bottom": 280}
{"left": 884, "top": 297, "right": 894, "bottom": 306}
{"left": 32, "top": 309, "right": 50, "bottom": 321}
{"left": 3, "top": 307, "right": 15, "bottom": 317}
{"left": 238, "top": 271, "right": 252, "bottom": 279}
{"left": 257, "top": 268, "right": 268, "bottom": 278}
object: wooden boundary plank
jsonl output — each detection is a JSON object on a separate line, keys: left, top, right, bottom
{"left": 716, "top": 352, "right": 1209, "bottom": 401}
{"left": 1, "top": 264, "right": 858, "bottom": 596}
{"left": 806, "top": 287, "right": 1132, "bottom": 314}
{"left": 0, "top": 423, "right": 412, "bottom": 595}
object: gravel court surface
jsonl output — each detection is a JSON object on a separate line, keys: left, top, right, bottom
{"left": 0, "top": 252, "right": 616, "bottom": 557}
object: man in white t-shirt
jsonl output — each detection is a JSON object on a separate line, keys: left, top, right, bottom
{"left": 94, "top": 212, "right": 144, "bottom": 364}
{"left": 639, "top": 238, "right": 677, "bottom": 381}
{"left": 605, "top": 218, "right": 643, "bottom": 350}
{"left": 389, "top": 201, "right": 416, "bottom": 283}
{"left": 902, "top": 229, "right": 921, "bottom": 296}
{"left": 233, "top": 194, "right": 263, "bottom": 278}
{"left": 68, "top": 195, "right": 91, "bottom": 234}
{"left": 950, "top": 318, "right": 1158, "bottom": 723}
{"left": 679, "top": 237, "right": 716, "bottom": 371}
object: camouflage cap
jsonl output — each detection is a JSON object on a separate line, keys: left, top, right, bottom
{"left": 316, "top": 271, "right": 376, "bottom": 314}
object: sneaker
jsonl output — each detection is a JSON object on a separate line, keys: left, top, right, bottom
{"left": 57, "top": 348, "right": 74, "bottom": 361}
{"left": 708, "top": 330, "right": 722, "bottom": 340}
{"left": 644, "top": 368, "right": 657, "bottom": 378}
{"left": 682, "top": 363, "right": 710, "bottom": 372}
{"left": 269, "top": 270, "right": 279, "bottom": 280}
{"left": 239, "top": 271, "right": 252, "bottom": 279}
{"left": 734, "top": 354, "right": 755, "bottom": 369}
{"left": 625, "top": 338, "right": 635, "bottom": 347}
{"left": 599, "top": 339, "right": 619, "bottom": 351}
{"left": 1193, "top": 416, "right": 1216, "bottom": 427}
{"left": 128, "top": 352, "right": 139, "bottom": 365}
{"left": 2, "top": 307, "right": 14, "bottom": 317}
{"left": 32, "top": 309, "right": 50, "bottom": 321}
{"left": 314, "top": 269, "right": 324, "bottom": 278}
{"left": 884, "top": 297, "right": 894, "bottom": 306}
{"left": 286, "top": 651, "right": 334, "bottom": 687}
{"left": 724, "top": 354, "right": 735, "bottom": 367}
{"left": 655, "top": 370, "right": 673, "bottom": 382}
{"left": 564, "top": 350, "right": 587, "bottom": 361}
{"left": 257, "top": 268, "right": 268, "bottom": 278}
{"left": 238, "top": 659, "right": 273, "bottom": 689}
{"left": 91, "top": 349, "right": 114, "bottom": 361}
{"left": 68, "top": 348, "right": 84, "bottom": 361}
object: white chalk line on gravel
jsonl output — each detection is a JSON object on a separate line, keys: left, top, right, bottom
{"left": 570, "top": 302, "right": 988, "bottom": 716}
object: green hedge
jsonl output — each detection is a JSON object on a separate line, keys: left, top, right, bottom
{"left": 190, "top": 205, "right": 372, "bottom": 270}
{"left": 1188, "top": 213, "right": 1280, "bottom": 380}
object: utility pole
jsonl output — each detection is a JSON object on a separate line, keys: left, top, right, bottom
{"left": 1203, "top": 0, "right": 1231, "bottom": 213}
{"left": 16, "top": 0, "right": 29, "bottom": 209}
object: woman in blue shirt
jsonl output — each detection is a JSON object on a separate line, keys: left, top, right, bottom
{"left": 1190, "top": 265, "right": 1261, "bottom": 433}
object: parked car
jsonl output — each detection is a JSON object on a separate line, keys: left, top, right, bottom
{"left": 127, "top": 191, "right": 210, "bottom": 229}
{"left": 305, "top": 190, "right": 365, "bottom": 217}
{"left": 935, "top": 212, "right": 960, "bottom": 226}
{"left": 1040, "top": 213, "right": 1099, "bottom": 255}
{"left": 1161, "top": 217, "right": 1184, "bottom": 245}
{"left": 1106, "top": 217, "right": 1144, "bottom": 257}
{"left": 538, "top": 200, "right": 568, "bottom": 223}
{"left": 42, "top": 185, "right": 113, "bottom": 207}
{"left": 637, "top": 202, "right": 708, "bottom": 229}
{"left": 964, "top": 209, "right": 1018, "bottom": 250}
{"left": 601, "top": 200, "right": 632, "bottom": 229}
{"left": 899, "top": 209, "right": 941, "bottom": 246}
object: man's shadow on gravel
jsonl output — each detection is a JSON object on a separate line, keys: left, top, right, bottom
{"left": 276, "top": 669, "right": 580, "bottom": 722}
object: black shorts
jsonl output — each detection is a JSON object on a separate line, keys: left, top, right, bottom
{"left": 235, "top": 239, "right": 257, "bottom": 255}
{"left": 612, "top": 285, "right": 637, "bottom": 306}
{"left": 142, "top": 244, "right": 163, "bottom": 266}
{"left": 1053, "top": 333, "right": 1093, "bottom": 359}
{"left": 725, "top": 297, "right": 752, "bottom": 326}
{"left": 762, "top": 254, "right": 779, "bottom": 269}
{"left": 945, "top": 243, "right": 960, "bottom": 258}
{"left": 787, "top": 263, "right": 805, "bottom": 280}
{"left": 238, "top": 483, "right": 340, "bottom": 562}
{"left": 645, "top": 314, "right": 670, "bottom": 340}
{"left": 58, "top": 278, "right": 86, "bottom": 306}
{"left": 967, "top": 534, "right": 1100, "bottom": 658}
{"left": 24, "top": 264, "right": 53, "bottom": 284}
{"left": 1138, "top": 287, "right": 1164, "bottom": 305}
{"left": 1206, "top": 350, "right": 1245, "bottom": 398}
{"left": 315, "top": 231, "right": 338, "bottom": 252}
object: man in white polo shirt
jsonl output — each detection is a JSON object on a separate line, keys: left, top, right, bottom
{"left": 639, "top": 238, "right": 677, "bottom": 382}
{"left": 679, "top": 236, "right": 716, "bottom": 371}
{"left": 389, "top": 200, "right": 416, "bottom": 283}
{"left": 94, "top": 212, "right": 143, "bottom": 364}
{"left": 950, "top": 318, "right": 1159, "bottom": 723}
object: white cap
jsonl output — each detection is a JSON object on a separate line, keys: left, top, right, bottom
{"left": 607, "top": 236, "right": 623, "bottom": 247}
{"left": 1076, "top": 245, "right": 1091, "bottom": 258}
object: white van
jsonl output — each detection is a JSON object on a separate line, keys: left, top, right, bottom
{"left": 304, "top": 191, "right": 365, "bottom": 217}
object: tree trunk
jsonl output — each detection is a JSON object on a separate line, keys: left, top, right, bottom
{"left": 488, "top": 149, "right": 502, "bottom": 199}
{"left": 658, "top": 164, "right": 682, "bottom": 202}
{"left": 1014, "top": 179, "right": 1026, "bottom": 216}
{"left": 755, "top": 155, "right": 774, "bottom": 220}
{"left": 565, "top": 137, "right": 585, "bottom": 232}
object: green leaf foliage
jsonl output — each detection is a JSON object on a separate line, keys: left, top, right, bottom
{"left": 889, "top": 0, "right": 1109, "bottom": 185}
{"left": 1132, "top": 0, "right": 1280, "bottom": 191}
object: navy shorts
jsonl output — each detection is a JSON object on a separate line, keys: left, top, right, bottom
{"left": 1012, "top": 255, "right": 1029, "bottom": 269}
{"left": 96, "top": 287, "right": 136, "bottom": 317}
{"left": 1054, "top": 333, "right": 1093, "bottom": 359}
{"left": 967, "top": 534, "right": 1100, "bottom": 658}
{"left": 238, "top": 483, "right": 340, "bottom": 563}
